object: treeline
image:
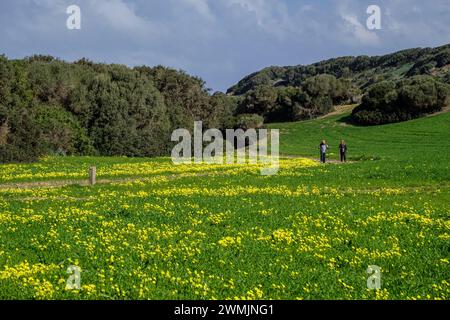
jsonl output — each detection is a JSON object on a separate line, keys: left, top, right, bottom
{"left": 0, "top": 55, "right": 239, "bottom": 163}
{"left": 352, "top": 76, "right": 450, "bottom": 125}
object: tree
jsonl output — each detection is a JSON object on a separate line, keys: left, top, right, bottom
{"left": 238, "top": 85, "right": 278, "bottom": 119}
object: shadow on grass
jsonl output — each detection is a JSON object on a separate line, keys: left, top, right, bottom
{"left": 336, "top": 114, "right": 370, "bottom": 127}
{"left": 349, "top": 155, "right": 382, "bottom": 161}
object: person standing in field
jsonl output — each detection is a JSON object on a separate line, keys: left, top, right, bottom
{"left": 339, "top": 140, "right": 348, "bottom": 163}
{"left": 319, "top": 140, "right": 328, "bottom": 163}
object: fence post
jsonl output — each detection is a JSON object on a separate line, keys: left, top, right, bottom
{"left": 89, "top": 166, "right": 96, "bottom": 186}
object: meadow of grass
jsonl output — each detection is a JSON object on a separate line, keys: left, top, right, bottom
{"left": 0, "top": 110, "right": 448, "bottom": 300}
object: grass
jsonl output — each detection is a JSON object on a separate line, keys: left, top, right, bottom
{"left": 269, "top": 107, "right": 450, "bottom": 161}
{"left": 0, "top": 111, "right": 449, "bottom": 300}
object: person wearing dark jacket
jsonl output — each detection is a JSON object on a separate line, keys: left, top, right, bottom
{"left": 339, "top": 140, "right": 347, "bottom": 162}
{"left": 319, "top": 140, "right": 328, "bottom": 163}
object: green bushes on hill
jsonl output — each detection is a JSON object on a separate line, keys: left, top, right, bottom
{"left": 236, "top": 75, "right": 355, "bottom": 122}
{"left": 228, "top": 44, "right": 450, "bottom": 96}
{"left": 235, "top": 114, "right": 264, "bottom": 130}
{"left": 352, "top": 76, "right": 450, "bottom": 125}
{"left": 228, "top": 44, "right": 450, "bottom": 125}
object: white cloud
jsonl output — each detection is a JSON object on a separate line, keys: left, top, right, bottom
{"left": 334, "top": 0, "right": 381, "bottom": 47}
{"left": 340, "top": 13, "right": 380, "bottom": 46}
{"left": 383, "top": 1, "right": 450, "bottom": 46}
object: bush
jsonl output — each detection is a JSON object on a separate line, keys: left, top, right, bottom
{"left": 352, "top": 76, "right": 450, "bottom": 125}
{"left": 0, "top": 108, "right": 44, "bottom": 163}
{"left": 237, "top": 75, "right": 352, "bottom": 122}
{"left": 35, "top": 105, "right": 94, "bottom": 155}
{"left": 235, "top": 114, "right": 264, "bottom": 130}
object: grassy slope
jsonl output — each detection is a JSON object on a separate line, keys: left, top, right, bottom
{"left": 268, "top": 109, "right": 450, "bottom": 189}
{"left": 269, "top": 108, "right": 450, "bottom": 162}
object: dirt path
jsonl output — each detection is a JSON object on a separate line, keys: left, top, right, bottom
{"left": 0, "top": 171, "right": 222, "bottom": 190}
{"left": 317, "top": 104, "right": 356, "bottom": 119}
{"left": 0, "top": 177, "right": 142, "bottom": 190}
{"left": 0, "top": 175, "right": 186, "bottom": 190}
{"left": 319, "top": 103, "right": 450, "bottom": 120}
{"left": 280, "top": 154, "right": 353, "bottom": 164}
{"left": 0, "top": 157, "right": 346, "bottom": 190}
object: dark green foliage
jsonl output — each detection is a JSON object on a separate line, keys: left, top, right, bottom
{"left": 34, "top": 105, "right": 94, "bottom": 156}
{"left": 302, "top": 74, "right": 353, "bottom": 105}
{"left": 237, "top": 85, "right": 278, "bottom": 119}
{"left": 0, "top": 107, "right": 43, "bottom": 163}
{"left": 445, "top": 71, "right": 450, "bottom": 84}
{"left": 84, "top": 66, "right": 171, "bottom": 157}
{"left": 352, "top": 76, "right": 450, "bottom": 125}
{"left": 0, "top": 55, "right": 237, "bottom": 163}
{"left": 209, "top": 92, "right": 239, "bottom": 129}
{"left": 135, "top": 66, "right": 210, "bottom": 130}
{"left": 236, "top": 75, "right": 352, "bottom": 122}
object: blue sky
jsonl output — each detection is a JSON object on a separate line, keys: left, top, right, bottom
{"left": 1, "top": 0, "right": 450, "bottom": 92}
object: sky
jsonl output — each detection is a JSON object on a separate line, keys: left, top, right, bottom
{"left": 1, "top": 0, "right": 450, "bottom": 92}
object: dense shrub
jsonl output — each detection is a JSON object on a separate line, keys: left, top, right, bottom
{"left": 236, "top": 75, "right": 353, "bottom": 122}
{"left": 302, "top": 74, "right": 352, "bottom": 104}
{"left": 235, "top": 114, "right": 264, "bottom": 130}
{"left": 0, "top": 107, "right": 44, "bottom": 163}
{"left": 352, "top": 76, "right": 450, "bottom": 125}
{"left": 237, "top": 85, "right": 278, "bottom": 118}
{"left": 34, "top": 105, "right": 94, "bottom": 155}
{"left": 445, "top": 71, "right": 450, "bottom": 84}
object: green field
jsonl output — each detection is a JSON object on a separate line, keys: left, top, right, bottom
{"left": 0, "top": 110, "right": 449, "bottom": 300}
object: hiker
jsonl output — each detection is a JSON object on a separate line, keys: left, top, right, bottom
{"left": 319, "top": 140, "right": 328, "bottom": 163}
{"left": 339, "top": 140, "right": 348, "bottom": 162}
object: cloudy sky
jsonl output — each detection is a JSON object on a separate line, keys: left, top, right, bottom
{"left": 1, "top": 0, "right": 450, "bottom": 92}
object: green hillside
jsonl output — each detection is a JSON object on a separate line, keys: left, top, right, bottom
{"left": 228, "top": 44, "right": 450, "bottom": 96}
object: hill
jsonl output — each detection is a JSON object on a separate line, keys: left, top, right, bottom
{"left": 228, "top": 44, "right": 450, "bottom": 96}
{"left": 228, "top": 45, "right": 450, "bottom": 126}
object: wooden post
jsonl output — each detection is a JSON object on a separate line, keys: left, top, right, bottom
{"left": 89, "top": 166, "right": 96, "bottom": 186}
